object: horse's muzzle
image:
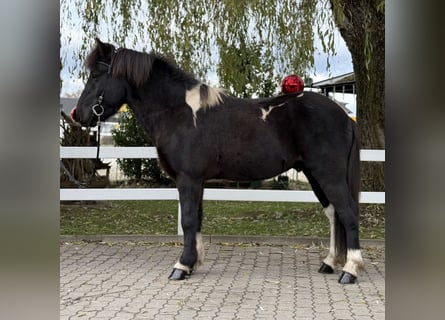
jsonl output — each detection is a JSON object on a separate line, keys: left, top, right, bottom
{"left": 70, "top": 106, "right": 97, "bottom": 127}
{"left": 70, "top": 107, "right": 78, "bottom": 122}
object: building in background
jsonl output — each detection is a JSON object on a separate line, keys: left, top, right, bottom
{"left": 311, "top": 72, "right": 356, "bottom": 120}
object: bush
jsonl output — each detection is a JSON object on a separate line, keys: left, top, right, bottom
{"left": 60, "top": 111, "right": 108, "bottom": 187}
{"left": 111, "top": 108, "right": 170, "bottom": 185}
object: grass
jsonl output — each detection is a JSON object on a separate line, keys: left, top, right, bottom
{"left": 60, "top": 200, "right": 385, "bottom": 239}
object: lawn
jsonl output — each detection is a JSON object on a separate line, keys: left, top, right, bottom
{"left": 60, "top": 200, "right": 384, "bottom": 239}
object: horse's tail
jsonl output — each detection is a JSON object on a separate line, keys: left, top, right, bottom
{"left": 335, "top": 120, "right": 361, "bottom": 264}
{"left": 348, "top": 121, "right": 361, "bottom": 204}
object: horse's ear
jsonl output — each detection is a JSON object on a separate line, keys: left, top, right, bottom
{"left": 95, "top": 38, "right": 106, "bottom": 56}
{"left": 95, "top": 37, "right": 104, "bottom": 46}
{"left": 94, "top": 38, "right": 115, "bottom": 61}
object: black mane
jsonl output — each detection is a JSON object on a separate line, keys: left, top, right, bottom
{"left": 111, "top": 49, "right": 156, "bottom": 87}
{"left": 86, "top": 43, "right": 197, "bottom": 88}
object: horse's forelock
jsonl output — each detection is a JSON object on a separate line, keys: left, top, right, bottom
{"left": 111, "top": 49, "right": 155, "bottom": 88}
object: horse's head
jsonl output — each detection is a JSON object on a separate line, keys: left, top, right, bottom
{"left": 72, "top": 38, "right": 128, "bottom": 127}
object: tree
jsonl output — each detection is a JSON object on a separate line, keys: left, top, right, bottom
{"left": 60, "top": 0, "right": 384, "bottom": 190}
{"left": 112, "top": 108, "right": 170, "bottom": 185}
{"left": 60, "top": 0, "right": 326, "bottom": 89}
{"left": 330, "top": 0, "right": 385, "bottom": 191}
{"left": 218, "top": 41, "right": 277, "bottom": 98}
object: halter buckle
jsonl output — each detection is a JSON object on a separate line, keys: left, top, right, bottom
{"left": 92, "top": 103, "right": 104, "bottom": 117}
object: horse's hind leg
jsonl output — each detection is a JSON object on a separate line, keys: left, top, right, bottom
{"left": 304, "top": 170, "right": 337, "bottom": 274}
{"left": 196, "top": 200, "right": 205, "bottom": 266}
{"left": 169, "top": 174, "right": 204, "bottom": 280}
{"left": 320, "top": 204, "right": 337, "bottom": 273}
{"left": 322, "top": 180, "right": 363, "bottom": 283}
{"left": 305, "top": 169, "right": 364, "bottom": 283}
{"left": 336, "top": 197, "right": 364, "bottom": 284}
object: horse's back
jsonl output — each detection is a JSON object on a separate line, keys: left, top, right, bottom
{"left": 163, "top": 91, "right": 354, "bottom": 180}
{"left": 289, "top": 92, "right": 356, "bottom": 171}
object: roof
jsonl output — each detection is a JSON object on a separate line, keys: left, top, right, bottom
{"left": 311, "top": 72, "right": 355, "bottom": 87}
{"left": 310, "top": 72, "right": 355, "bottom": 96}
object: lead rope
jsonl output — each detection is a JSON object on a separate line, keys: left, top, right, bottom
{"left": 83, "top": 51, "right": 115, "bottom": 186}
{"left": 93, "top": 50, "right": 115, "bottom": 161}
{"left": 92, "top": 94, "right": 105, "bottom": 162}
{"left": 96, "top": 121, "right": 101, "bottom": 160}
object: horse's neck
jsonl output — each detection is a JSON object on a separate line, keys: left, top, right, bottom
{"left": 126, "top": 86, "right": 185, "bottom": 146}
{"left": 125, "top": 61, "right": 200, "bottom": 143}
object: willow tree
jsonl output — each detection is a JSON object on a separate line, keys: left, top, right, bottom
{"left": 60, "top": 0, "right": 384, "bottom": 190}
{"left": 330, "top": 0, "right": 385, "bottom": 191}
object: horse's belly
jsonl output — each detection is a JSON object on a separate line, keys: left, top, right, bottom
{"left": 216, "top": 155, "right": 294, "bottom": 181}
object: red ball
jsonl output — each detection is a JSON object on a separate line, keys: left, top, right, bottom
{"left": 281, "top": 75, "right": 304, "bottom": 94}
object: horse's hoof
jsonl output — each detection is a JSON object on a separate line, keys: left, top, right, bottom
{"left": 318, "top": 262, "right": 334, "bottom": 274}
{"left": 338, "top": 271, "right": 357, "bottom": 284}
{"left": 168, "top": 268, "right": 189, "bottom": 280}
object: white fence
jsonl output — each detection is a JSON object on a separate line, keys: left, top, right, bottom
{"left": 60, "top": 147, "right": 385, "bottom": 234}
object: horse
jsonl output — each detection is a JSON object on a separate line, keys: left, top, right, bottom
{"left": 72, "top": 38, "right": 364, "bottom": 284}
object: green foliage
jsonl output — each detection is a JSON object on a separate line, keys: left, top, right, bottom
{"left": 60, "top": 0, "right": 336, "bottom": 89}
{"left": 218, "top": 40, "right": 277, "bottom": 98}
{"left": 111, "top": 109, "right": 170, "bottom": 184}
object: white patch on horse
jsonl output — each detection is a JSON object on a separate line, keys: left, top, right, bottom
{"left": 173, "top": 262, "right": 192, "bottom": 274}
{"left": 185, "top": 84, "right": 224, "bottom": 127}
{"left": 196, "top": 232, "right": 205, "bottom": 266}
{"left": 297, "top": 93, "right": 304, "bottom": 97}
{"left": 259, "top": 103, "right": 285, "bottom": 122}
{"left": 185, "top": 85, "right": 201, "bottom": 127}
{"left": 173, "top": 233, "right": 204, "bottom": 274}
{"left": 342, "top": 249, "right": 364, "bottom": 276}
{"left": 205, "top": 86, "right": 224, "bottom": 108}
{"left": 322, "top": 204, "right": 336, "bottom": 268}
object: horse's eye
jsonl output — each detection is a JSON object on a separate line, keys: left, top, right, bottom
{"left": 91, "top": 71, "right": 101, "bottom": 78}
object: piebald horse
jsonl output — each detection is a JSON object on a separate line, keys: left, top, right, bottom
{"left": 72, "top": 39, "right": 364, "bottom": 284}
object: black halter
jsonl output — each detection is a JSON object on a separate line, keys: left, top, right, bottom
{"left": 91, "top": 50, "right": 117, "bottom": 160}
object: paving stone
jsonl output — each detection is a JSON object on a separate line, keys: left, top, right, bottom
{"left": 295, "top": 307, "right": 314, "bottom": 317}
{"left": 60, "top": 241, "right": 385, "bottom": 319}
{"left": 95, "top": 310, "right": 117, "bottom": 318}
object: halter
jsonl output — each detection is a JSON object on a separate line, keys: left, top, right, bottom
{"left": 91, "top": 50, "right": 116, "bottom": 164}
{"left": 91, "top": 93, "right": 104, "bottom": 159}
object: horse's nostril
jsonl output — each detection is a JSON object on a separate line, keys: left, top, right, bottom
{"left": 70, "top": 107, "right": 77, "bottom": 121}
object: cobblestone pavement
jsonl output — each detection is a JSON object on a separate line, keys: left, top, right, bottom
{"left": 60, "top": 240, "right": 385, "bottom": 320}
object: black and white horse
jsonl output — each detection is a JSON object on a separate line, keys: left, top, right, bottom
{"left": 72, "top": 39, "right": 364, "bottom": 284}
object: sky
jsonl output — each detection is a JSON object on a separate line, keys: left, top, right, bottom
{"left": 60, "top": 38, "right": 353, "bottom": 94}
{"left": 60, "top": 7, "right": 355, "bottom": 113}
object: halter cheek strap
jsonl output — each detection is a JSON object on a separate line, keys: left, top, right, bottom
{"left": 91, "top": 49, "right": 117, "bottom": 162}
{"left": 92, "top": 48, "right": 116, "bottom": 120}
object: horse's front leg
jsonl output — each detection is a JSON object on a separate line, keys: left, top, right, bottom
{"left": 168, "top": 175, "right": 204, "bottom": 280}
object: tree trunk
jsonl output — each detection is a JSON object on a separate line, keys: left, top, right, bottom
{"left": 331, "top": 0, "right": 385, "bottom": 191}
